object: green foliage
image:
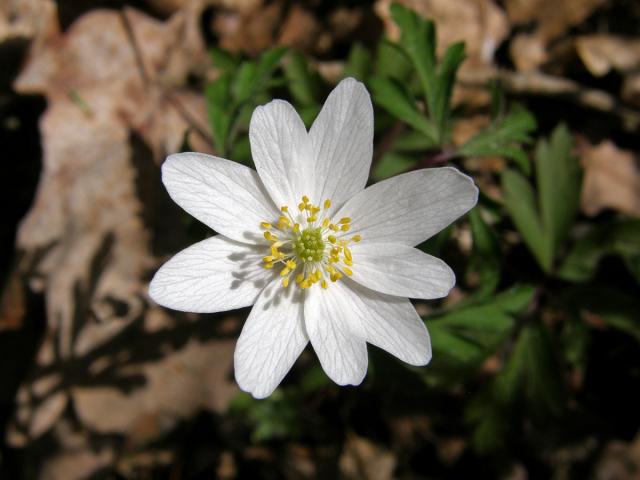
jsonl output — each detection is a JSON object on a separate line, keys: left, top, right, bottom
{"left": 390, "top": 3, "right": 465, "bottom": 143}
{"left": 370, "top": 2, "right": 536, "bottom": 179}
{"left": 206, "top": 47, "right": 286, "bottom": 157}
{"left": 467, "top": 208, "right": 501, "bottom": 299}
{"left": 427, "top": 285, "right": 535, "bottom": 373}
{"left": 344, "top": 42, "right": 373, "bottom": 81}
{"left": 502, "top": 124, "right": 581, "bottom": 272}
{"left": 457, "top": 109, "right": 537, "bottom": 174}
{"left": 559, "top": 220, "right": 640, "bottom": 282}
{"left": 370, "top": 75, "right": 439, "bottom": 143}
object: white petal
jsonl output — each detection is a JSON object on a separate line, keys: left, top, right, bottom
{"left": 344, "top": 280, "right": 432, "bottom": 366}
{"left": 249, "top": 100, "right": 311, "bottom": 209}
{"left": 304, "top": 282, "right": 368, "bottom": 386}
{"left": 308, "top": 78, "right": 373, "bottom": 211}
{"left": 234, "top": 280, "right": 308, "bottom": 399}
{"left": 162, "top": 152, "right": 278, "bottom": 244}
{"left": 349, "top": 243, "right": 455, "bottom": 300}
{"left": 336, "top": 167, "right": 478, "bottom": 246}
{"left": 149, "top": 235, "right": 271, "bottom": 313}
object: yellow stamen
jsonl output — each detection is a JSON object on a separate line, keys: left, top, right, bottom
{"left": 324, "top": 199, "right": 331, "bottom": 209}
{"left": 343, "top": 267, "right": 353, "bottom": 276}
{"left": 282, "top": 278, "right": 290, "bottom": 287}
{"left": 260, "top": 222, "right": 271, "bottom": 229}
{"left": 341, "top": 224, "right": 350, "bottom": 232}
{"left": 352, "top": 235, "right": 361, "bottom": 242}
{"left": 281, "top": 205, "right": 289, "bottom": 213}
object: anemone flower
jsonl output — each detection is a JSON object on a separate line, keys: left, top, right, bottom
{"left": 149, "top": 78, "right": 478, "bottom": 398}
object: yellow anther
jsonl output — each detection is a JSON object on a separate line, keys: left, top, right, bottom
{"left": 341, "top": 224, "right": 350, "bottom": 232}
{"left": 321, "top": 280, "right": 328, "bottom": 289}
{"left": 296, "top": 273, "right": 305, "bottom": 284}
{"left": 280, "top": 205, "right": 289, "bottom": 213}
{"left": 264, "top": 262, "right": 274, "bottom": 269}
{"left": 280, "top": 267, "right": 290, "bottom": 277}
{"left": 329, "top": 224, "right": 338, "bottom": 231}
{"left": 293, "top": 223, "right": 300, "bottom": 233}
{"left": 328, "top": 235, "right": 337, "bottom": 244}
{"left": 352, "top": 234, "right": 361, "bottom": 242}
{"left": 260, "top": 222, "right": 271, "bottom": 229}
{"left": 264, "top": 231, "right": 278, "bottom": 241}
{"left": 278, "top": 216, "right": 290, "bottom": 225}
{"left": 324, "top": 199, "right": 331, "bottom": 209}
{"left": 339, "top": 217, "right": 351, "bottom": 224}
{"left": 343, "top": 267, "right": 353, "bottom": 276}
{"left": 344, "top": 258, "right": 353, "bottom": 266}
{"left": 322, "top": 218, "right": 330, "bottom": 228}
{"left": 271, "top": 245, "right": 280, "bottom": 257}
{"left": 308, "top": 215, "right": 318, "bottom": 222}
{"left": 282, "top": 278, "right": 290, "bottom": 288}
{"left": 263, "top": 255, "right": 275, "bottom": 263}
{"left": 298, "top": 203, "right": 305, "bottom": 211}
{"left": 311, "top": 206, "right": 320, "bottom": 214}
{"left": 344, "top": 247, "right": 352, "bottom": 261}
{"left": 302, "top": 195, "right": 310, "bottom": 203}
{"left": 286, "top": 260, "right": 297, "bottom": 270}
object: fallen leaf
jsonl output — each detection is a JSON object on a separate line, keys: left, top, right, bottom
{"left": 576, "top": 35, "right": 640, "bottom": 77}
{"left": 339, "top": 432, "right": 397, "bottom": 480}
{"left": 580, "top": 140, "right": 640, "bottom": 217}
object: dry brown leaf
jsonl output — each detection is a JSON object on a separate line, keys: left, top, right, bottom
{"left": 576, "top": 35, "right": 640, "bottom": 77}
{"left": 6, "top": 2, "right": 233, "bottom": 456}
{"left": 510, "top": 33, "right": 548, "bottom": 72}
{"left": 277, "top": 5, "right": 321, "bottom": 52}
{"left": 580, "top": 140, "right": 640, "bottom": 217}
{"left": 0, "top": 0, "right": 56, "bottom": 43}
{"left": 504, "top": 0, "right": 605, "bottom": 42}
{"left": 504, "top": 0, "right": 606, "bottom": 71}
{"left": 375, "top": 0, "right": 509, "bottom": 66}
{"left": 71, "top": 336, "right": 237, "bottom": 444}
{"left": 0, "top": 271, "right": 26, "bottom": 331}
{"left": 339, "top": 432, "right": 397, "bottom": 480}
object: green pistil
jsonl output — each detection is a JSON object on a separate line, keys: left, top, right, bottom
{"left": 294, "top": 227, "right": 325, "bottom": 263}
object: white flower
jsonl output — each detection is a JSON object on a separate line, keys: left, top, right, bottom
{"left": 149, "top": 78, "right": 478, "bottom": 398}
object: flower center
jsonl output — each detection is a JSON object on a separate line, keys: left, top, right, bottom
{"left": 259, "top": 195, "right": 361, "bottom": 290}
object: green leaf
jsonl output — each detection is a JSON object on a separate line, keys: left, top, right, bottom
{"left": 372, "top": 152, "right": 416, "bottom": 181}
{"left": 390, "top": 4, "right": 437, "bottom": 120}
{"left": 501, "top": 169, "right": 551, "bottom": 271}
{"left": 233, "top": 47, "right": 286, "bottom": 106}
{"left": 344, "top": 43, "right": 372, "bottom": 81}
{"left": 467, "top": 208, "right": 501, "bottom": 298}
{"left": 457, "top": 109, "right": 536, "bottom": 174}
{"left": 559, "top": 220, "right": 640, "bottom": 282}
{"left": 490, "top": 285, "right": 536, "bottom": 314}
{"left": 393, "top": 130, "right": 439, "bottom": 152}
{"left": 536, "top": 124, "right": 581, "bottom": 254}
{"left": 432, "top": 41, "right": 466, "bottom": 137}
{"left": 565, "top": 287, "right": 640, "bottom": 342}
{"left": 494, "top": 324, "right": 564, "bottom": 416}
{"left": 375, "top": 38, "right": 413, "bottom": 80}
{"left": 209, "top": 47, "right": 239, "bottom": 72}
{"left": 205, "top": 73, "right": 233, "bottom": 155}
{"left": 390, "top": 3, "right": 465, "bottom": 143}
{"left": 369, "top": 74, "right": 438, "bottom": 142}
{"left": 284, "top": 51, "right": 322, "bottom": 107}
